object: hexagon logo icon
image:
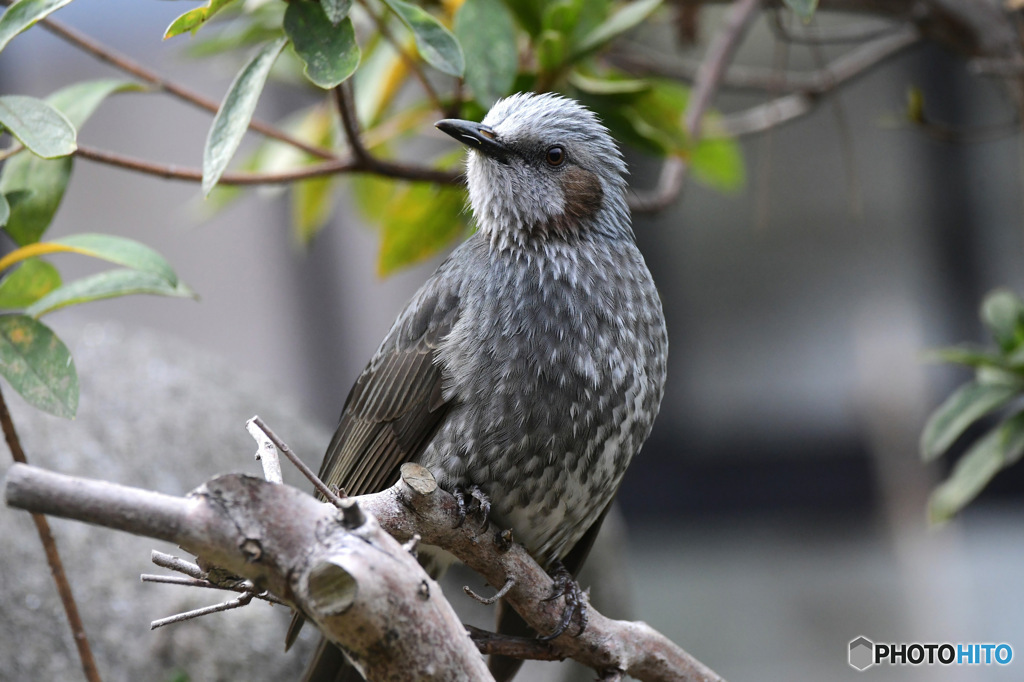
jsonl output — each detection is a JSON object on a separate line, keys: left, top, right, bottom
{"left": 849, "top": 636, "right": 875, "bottom": 671}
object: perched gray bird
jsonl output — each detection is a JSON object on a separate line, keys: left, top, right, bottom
{"left": 298, "top": 92, "right": 667, "bottom": 682}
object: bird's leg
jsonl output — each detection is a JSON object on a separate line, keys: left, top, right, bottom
{"left": 453, "top": 484, "right": 490, "bottom": 529}
{"left": 538, "top": 560, "right": 589, "bottom": 641}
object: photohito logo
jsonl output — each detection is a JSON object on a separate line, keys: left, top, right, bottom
{"left": 848, "top": 636, "right": 1013, "bottom": 671}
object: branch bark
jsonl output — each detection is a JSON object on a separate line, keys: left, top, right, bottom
{"left": 632, "top": 0, "right": 764, "bottom": 214}
{"left": 4, "top": 462, "right": 726, "bottom": 682}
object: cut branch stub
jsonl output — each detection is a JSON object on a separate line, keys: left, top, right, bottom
{"left": 307, "top": 560, "right": 359, "bottom": 616}
{"left": 400, "top": 462, "right": 438, "bottom": 496}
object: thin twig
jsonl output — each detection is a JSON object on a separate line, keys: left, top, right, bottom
{"left": 73, "top": 144, "right": 461, "bottom": 186}
{"left": 246, "top": 417, "right": 283, "bottom": 484}
{"left": 804, "top": 13, "right": 863, "bottom": 218}
{"left": 0, "top": 386, "right": 102, "bottom": 682}
{"left": 141, "top": 573, "right": 289, "bottom": 606}
{"left": 150, "top": 592, "right": 254, "bottom": 630}
{"left": 465, "top": 624, "right": 563, "bottom": 661}
{"left": 768, "top": 15, "right": 907, "bottom": 44}
{"left": 141, "top": 574, "right": 214, "bottom": 587}
{"left": 0, "top": 143, "right": 24, "bottom": 163}
{"left": 2, "top": 0, "right": 338, "bottom": 161}
{"left": 335, "top": 81, "right": 371, "bottom": 164}
{"left": 151, "top": 550, "right": 204, "bottom": 580}
{"left": 631, "top": 0, "right": 763, "bottom": 213}
{"left": 464, "top": 576, "right": 515, "bottom": 605}
{"left": 612, "top": 24, "right": 920, "bottom": 94}
{"left": 250, "top": 416, "right": 348, "bottom": 508}
{"left": 721, "top": 93, "right": 814, "bottom": 135}
{"left": 754, "top": 16, "right": 791, "bottom": 231}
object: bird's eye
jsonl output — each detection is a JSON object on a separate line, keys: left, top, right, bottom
{"left": 545, "top": 145, "right": 565, "bottom": 167}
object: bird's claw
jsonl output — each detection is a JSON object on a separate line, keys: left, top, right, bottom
{"left": 538, "top": 560, "right": 588, "bottom": 641}
{"left": 454, "top": 485, "right": 490, "bottom": 529}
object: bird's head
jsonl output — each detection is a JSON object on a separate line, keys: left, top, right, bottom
{"left": 436, "top": 93, "right": 630, "bottom": 249}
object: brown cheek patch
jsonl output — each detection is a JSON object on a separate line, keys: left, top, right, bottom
{"left": 559, "top": 166, "right": 604, "bottom": 222}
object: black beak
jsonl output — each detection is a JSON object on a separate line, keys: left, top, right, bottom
{"left": 435, "top": 119, "right": 510, "bottom": 163}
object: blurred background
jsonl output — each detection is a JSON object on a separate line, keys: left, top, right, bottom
{"left": 1, "top": 2, "right": 1022, "bottom": 681}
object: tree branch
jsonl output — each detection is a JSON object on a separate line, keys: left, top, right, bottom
{"left": 631, "top": 0, "right": 763, "bottom": 214}
{"left": 0, "top": 0, "right": 340, "bottom": 162}
{"left": 3, "top": 463, "right": 493, "bottom": 682}
{"left": 614, "top": 24, "right": 920, "bottom": 96}
{"left": 73, "top": 145, "right": 461, "bottom": 187}
{"left": 4, "top": 462, "right": 727, "bottom": 682}
{"left": 0, "top": 388, "right": 102, "bottom": 682}
{"left": 335, "top": 81, "right": 372, "bottom": 165}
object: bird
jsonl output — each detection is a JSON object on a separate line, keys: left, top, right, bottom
{"left": 296, "top": 92, "right": 668, "bottom": 682}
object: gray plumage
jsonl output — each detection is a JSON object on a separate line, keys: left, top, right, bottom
{"left": 303, "top": 92, "right": 667, "bottom": 682}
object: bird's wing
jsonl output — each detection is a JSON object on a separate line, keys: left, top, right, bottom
{"left": 287, "top": 277, "right": 462, "bottom": 658}
{"left": 317, "top": 286, "right": 459, "bottom": 498}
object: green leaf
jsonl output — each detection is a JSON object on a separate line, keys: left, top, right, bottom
{"left": 455, "top": 0, "right": 517, "bottom": 106}
{"left": 923, "top": 345, "right": 1009, "bottom": 370}
{"left": 572, "top": 0, "right": 660, "bottom": 61}
{"left": 981, "top": 288, "right": 1024, "bottom": 353}
{"left": 0, "top": 191, "right": 8, "bottom": 227}
{"left": 203, "top": 37, "right": 288, "bottom": 196}
{"left": 920, "top": 380, "right": 1019, "bottom": 461}
{"left": 353, "top": 175, "right": 468, "bottom": 275}
{"left": 542, "top": 0, "right": 583, "bottom": 37}
{"left": 589, "top": 79, "right": 688, "bottom": 155}
{"left": 284, "top": 1, "right": 360, "bottom": 89}
{"left": 0, "top": 258, "right": 60, "bottom": 308}
{"left": 0, "top": 79, "right": 139, "bottom": 245}
{"left": 183, "top": 4, "right": 286, "bottom": 59}
{"left": 928, "top": 411, "right": 1024, "bottom": 522}
{"left": 569, "top": 70, "right": 650, "bottom": 95}
{"left": 976, "top": 364, "right": 1024, "bottom": 389}
{"left": 26, "top": 268, "right": 196, "bottom": 318}
{"left": 0, "top": 155, "right": 72, "bottom": 245}
{"left": 0, "top": 313, "right": 76, "bottom": 418}
{"left": 46, "top": 78, "right": 145, "bottom": 130}
{"left": 690, "top": 134, "right": 745, "bottom": 192}
{"left": 164, "top": 0, "right": 238, "bottom": 39}
{"left": 0, "top": 0, "right": 72, "bottom": 54}
{"left": 0, "top": 95, "right": 76, "bottom": 159}
{"left": 291, "top": 176, "right": 337, "bottom": 245}
{"left": 502, "top": 0, "right": 545, "bottom": 37}
{"left": 783, "top": 0, "right": 819, "bottom": 21}
{"left": 536, "top": 29, "right": 566, "bottom": 72}
{"left": 381, "top": 0, "right": 464, "bottom": 77}
{"left": 0, "top": 233, "right": 180, "bottom": 286}
{"left": 322, "top": 0, "right": 352, "bottom": 25}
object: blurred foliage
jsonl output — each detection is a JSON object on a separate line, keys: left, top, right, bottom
{"left": 0, "top": 0, "right": 748, "bottom": 417}
{"left": 0, "top": 75, "right": 193, "bottom": 417}
{"left": 922, "top": 289, "right": 1024, "bottom": 522}
{"left": 165, "top": 0, "right": 744, "bottom": 256}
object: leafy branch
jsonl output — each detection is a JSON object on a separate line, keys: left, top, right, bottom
{"left": 921, "top": 289, "right": 1024, "bottom": 522}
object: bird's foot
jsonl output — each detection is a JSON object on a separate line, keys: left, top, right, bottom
{"left": 538, "top": 560, "right": 589, "bottom": 641}
{"left": 454, "top": 485, "right": 490, "bottom": 529}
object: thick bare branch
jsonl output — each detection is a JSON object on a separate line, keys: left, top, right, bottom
{"left": 4, "top": 462, "right": 726, "bottom": 682}
{"left": 4, "top": 463, "right": 492, "bottom": 682}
